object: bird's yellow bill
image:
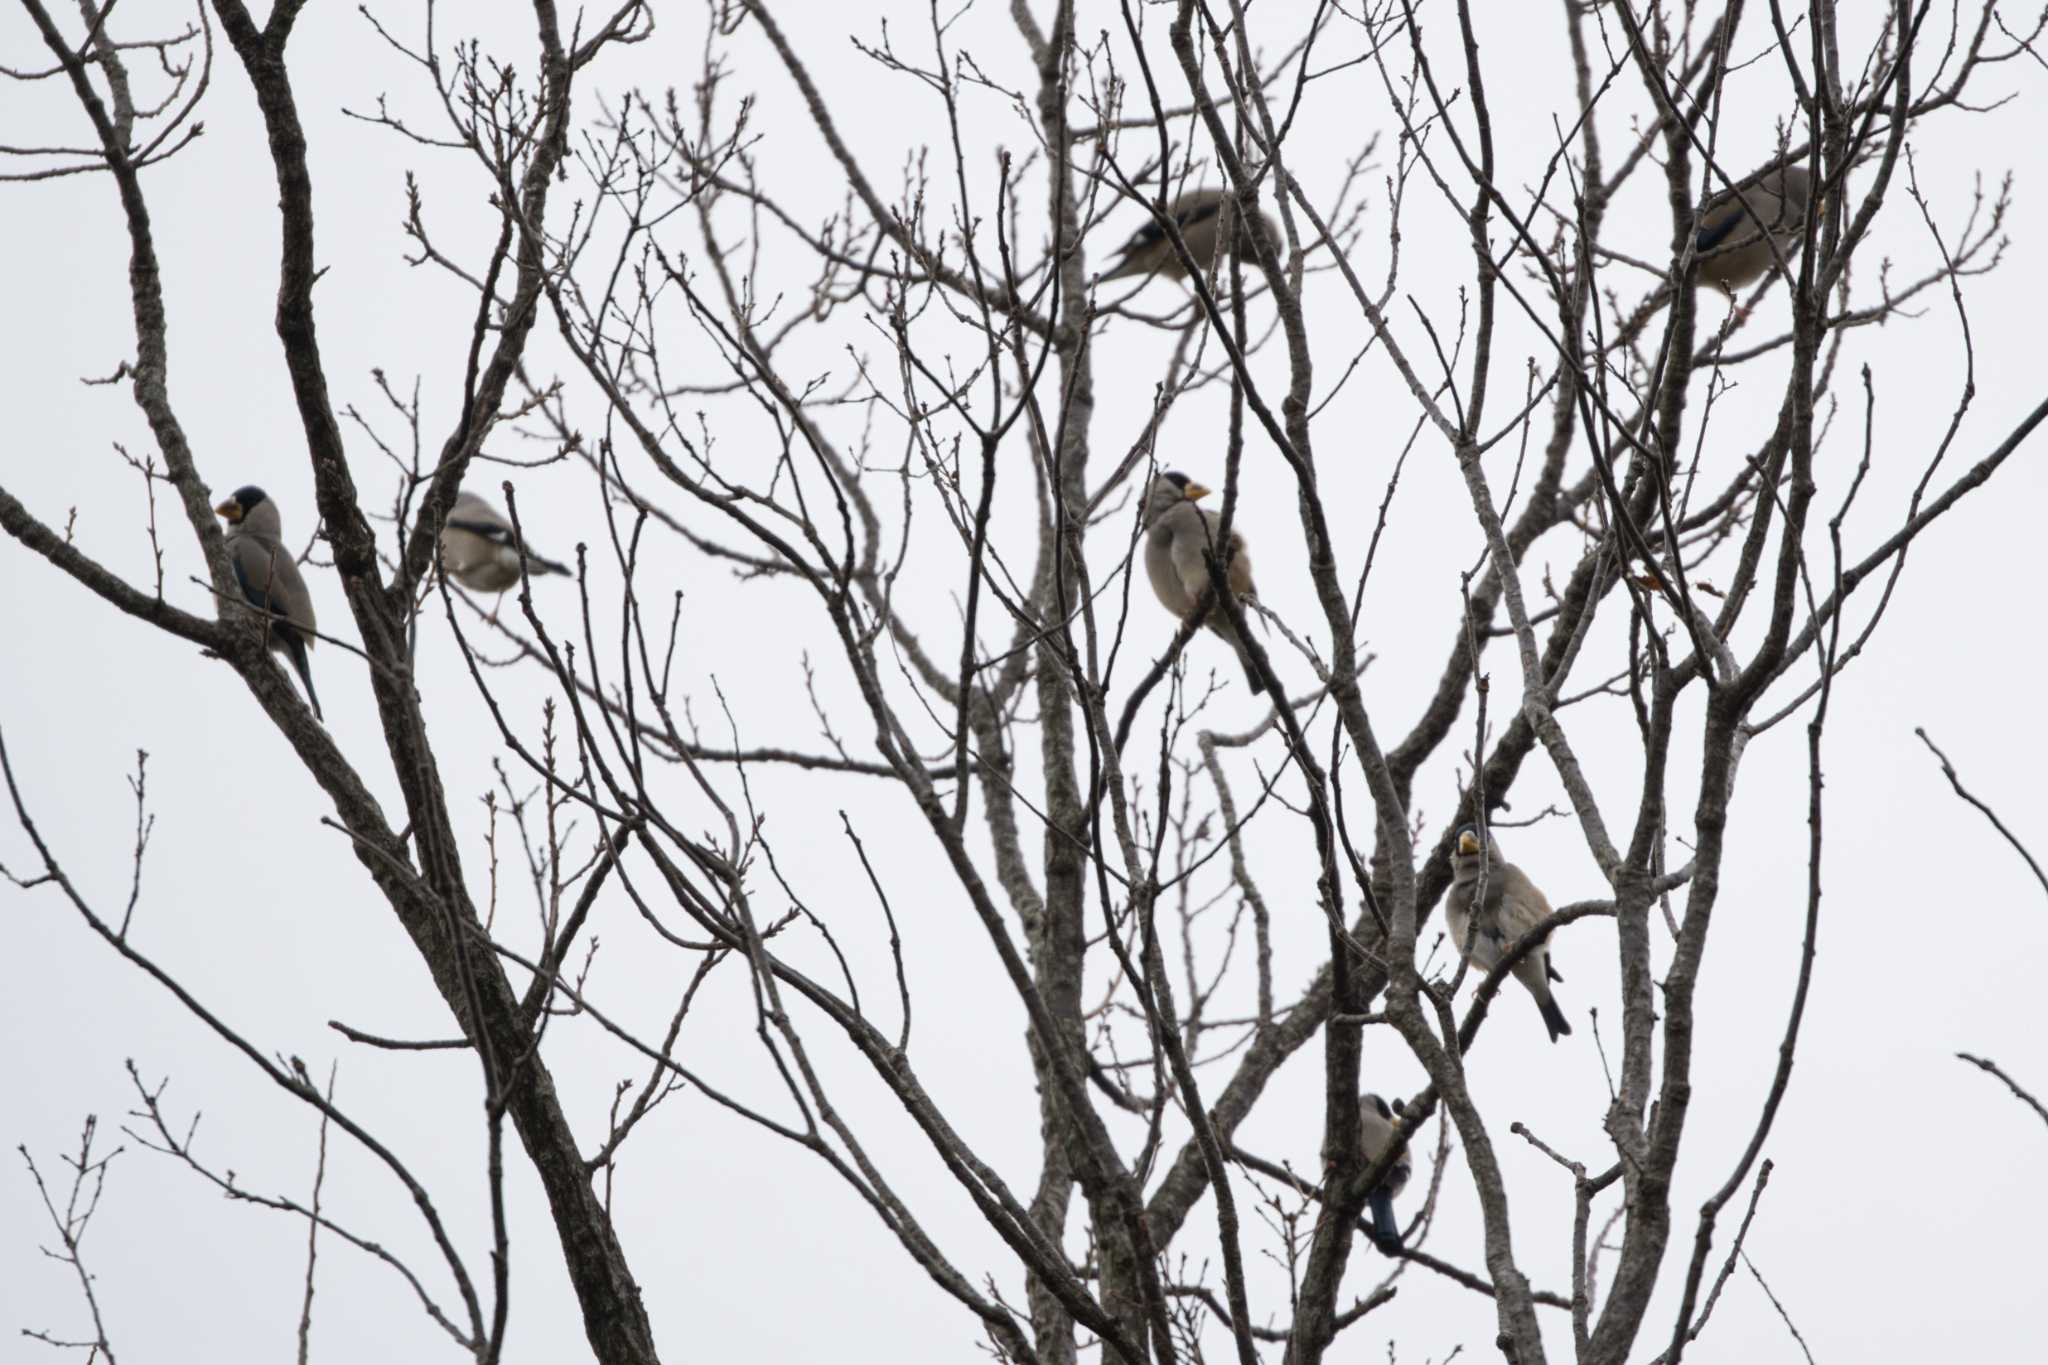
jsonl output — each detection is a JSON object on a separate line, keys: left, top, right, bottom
{"left": 213, "top": 498, "right": 243, "bottom": 522}
{"left": 1183, "top": 482, "right": 1213, "bottom": 501}
{"left": 1457, "top": 831, "right": 1481, "bottom": 855}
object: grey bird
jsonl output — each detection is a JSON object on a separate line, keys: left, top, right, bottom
{"left": 214, "top": 485, "right": 321, "bottom": 721}
{"left": 1446, "top": 824, "right": 1571, "bottom": 1042}
{"left": 1142, "top": 472, "right": 1266, "bottom": 695}
{"left": 437, "top": 490, "right": 570, "bottom": 593}
{"left": 1356, "top": 1092, "right": 1412, "bottom": 1252}
{"left": 1695, "top": 163, "right": 1822, "bottom": 296}
{"left": 1100, "top": 188, "right": 1279, "bottom": 284}
{"left": 1318, "top": 1091, "right": 1412, "bottom": 1251}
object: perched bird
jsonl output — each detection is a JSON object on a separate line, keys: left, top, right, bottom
{"left": 1142, "top": 472, "right": 1266, "bottom": 695}
{"left": 437, "top": 490, "right": 570, "bottom": 594}
{"left": 1356, "top": 1092, "right": 1412, "bottom": 1252}
{"left": 1099, "top": 188, "right": 1279, "bottom": 284}
{"left": 1446, "top": 824, "right": 1572, "bottom": 1043}
{"left": 1694, "top": 163, "right": 1821, "bottom": 296}
{"left": 214, "top": 485, "right": 322, "bottom": 721}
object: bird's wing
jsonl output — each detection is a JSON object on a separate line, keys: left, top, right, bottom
{"left": 446, "top": 515, "right": 518, "bottom": 548}
{"left": 277, "top": 554, "right": 317, "bottom": 640}
{"left": 1694, "top": 202, "right": 1745, "bottom": 253}
{"left": 1111, "top": 217, "right": 1169, "bottom": 262}
{"left": 1225, "top": 531, "right": 1258, "bottom": 605}
{"left": 1177, "top": 208, "right": 1222, "bottom": 271}
{"left": 438, "top": 523, "right": 487, "bottom": 573}
{"left": 228, "top": 539, "right": 259, "bottom": 606}
{"left": 1109, "top": 196, "right": 1220, "bottom": 264}
{"left": 1497, "top": 864, "right": 1554, "bottom": 940}
{"left": 448, "top": 504, "right": 564, "bottom": 573}
{"left": 1696, "top": 185, "right": 1782, "bottom": 253}
{"left": 230, "top": 536, "right": 316, "bottom": 640}
{"left": 1171, "top": 197, "right": 1223, "bottom": 232}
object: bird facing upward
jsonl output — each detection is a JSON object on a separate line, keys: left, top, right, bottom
{"left": 214, "top": 485, "right": 322, "bottom": 721}
{"left": 1446, "top": 824, "right": 1572, "bottom": 1042}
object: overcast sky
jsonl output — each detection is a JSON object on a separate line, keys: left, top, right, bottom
{"left": 4, "top": 3, "right": 2045, "bottom": 1362}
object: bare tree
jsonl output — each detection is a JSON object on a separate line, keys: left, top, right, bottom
{"left": 5, "top": 1, "right": 2045, "bottom": 1362}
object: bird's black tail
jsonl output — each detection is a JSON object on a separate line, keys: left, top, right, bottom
{"left": 531, "top": 554, "right": 571, "bottom": 577}
{"left": 1539, "top": 992, "right": 1572, "bottom": 1043}
{"left": 1367, "top": 1189, "right": 1403, "bottom": 1252}
{"left": 1238, "top": 650, "right": 1269, "bottom": 697}
{"left": 282, "top": 632, "right": 323, "bottom": 722}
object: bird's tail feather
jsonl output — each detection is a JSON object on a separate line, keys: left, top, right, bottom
{"left": 1367, "top": 1189, "right": 1403, "bottom": 1252}
{"left": 1238, "top": 650, "right": 1269, "bottom": 696}
{"left": 1539, "top": 992, "right": 1571, "bottom": 1043}
{"left": 282, "top": 633, "right": 323, "bottom": 723}
{"left": 1547, "top": 959, "right": 1564, "bottom": 984}
{"left": 531, "top": 554, "right": 571, "bottom": 577}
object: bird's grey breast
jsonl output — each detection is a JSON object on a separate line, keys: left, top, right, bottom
{"left": 1449, "top": 870, "right": 1512, "bottom": 957}
{"left": 1145, "top": 515, "right": 1197, "bottom": 615}
{"left": 1450, "top": 864, "right": 1507, "bottom": 914}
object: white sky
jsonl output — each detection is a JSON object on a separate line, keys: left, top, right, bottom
{"left": 3, "top": 3, "right": 2044, "bottom": 1362}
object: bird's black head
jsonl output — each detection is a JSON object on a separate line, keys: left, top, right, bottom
{"left": 1155, "top": 469, "right": 1212, "bottom": 504}
{"left": 1368, "top": 1094, "right": 1395, "bottom": 1121}
{"left": 214, "top": 484, "right": 270, "bottom": 524}
{"left": 1453, "top": 823, "right": 1486, "bottom": 858}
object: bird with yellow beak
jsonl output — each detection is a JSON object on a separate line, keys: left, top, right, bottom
{"left": 214, "top": 485, "right": 322, "bottom": 721}
{"left": 1141, "top": 471, "right": 1266, "bottom": 695}
{"left": 1445, "top": 823, "right": 1571, "bottom": 1041}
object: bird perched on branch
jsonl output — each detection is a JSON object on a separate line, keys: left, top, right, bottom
{"left": 1356, "top": 1092, "right": 1411, "bottom": 1252}
{"left": 1099, "top": 187, "right": 1278, "bottom": 284}
{"left": 1694, "top": 162, "right": 1822, "bottom": 296}
{"left": 438, "top": 490, "right": 570, "bottom": 594}
{"left": 1446, "top": 824, "right": 1572, "bottom": 1042}
{"left": 214, "top": 485, "right": 322, "bottom": 721}
{"left": 1142, "top": 472, "right": 1266, "bottom": 696}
